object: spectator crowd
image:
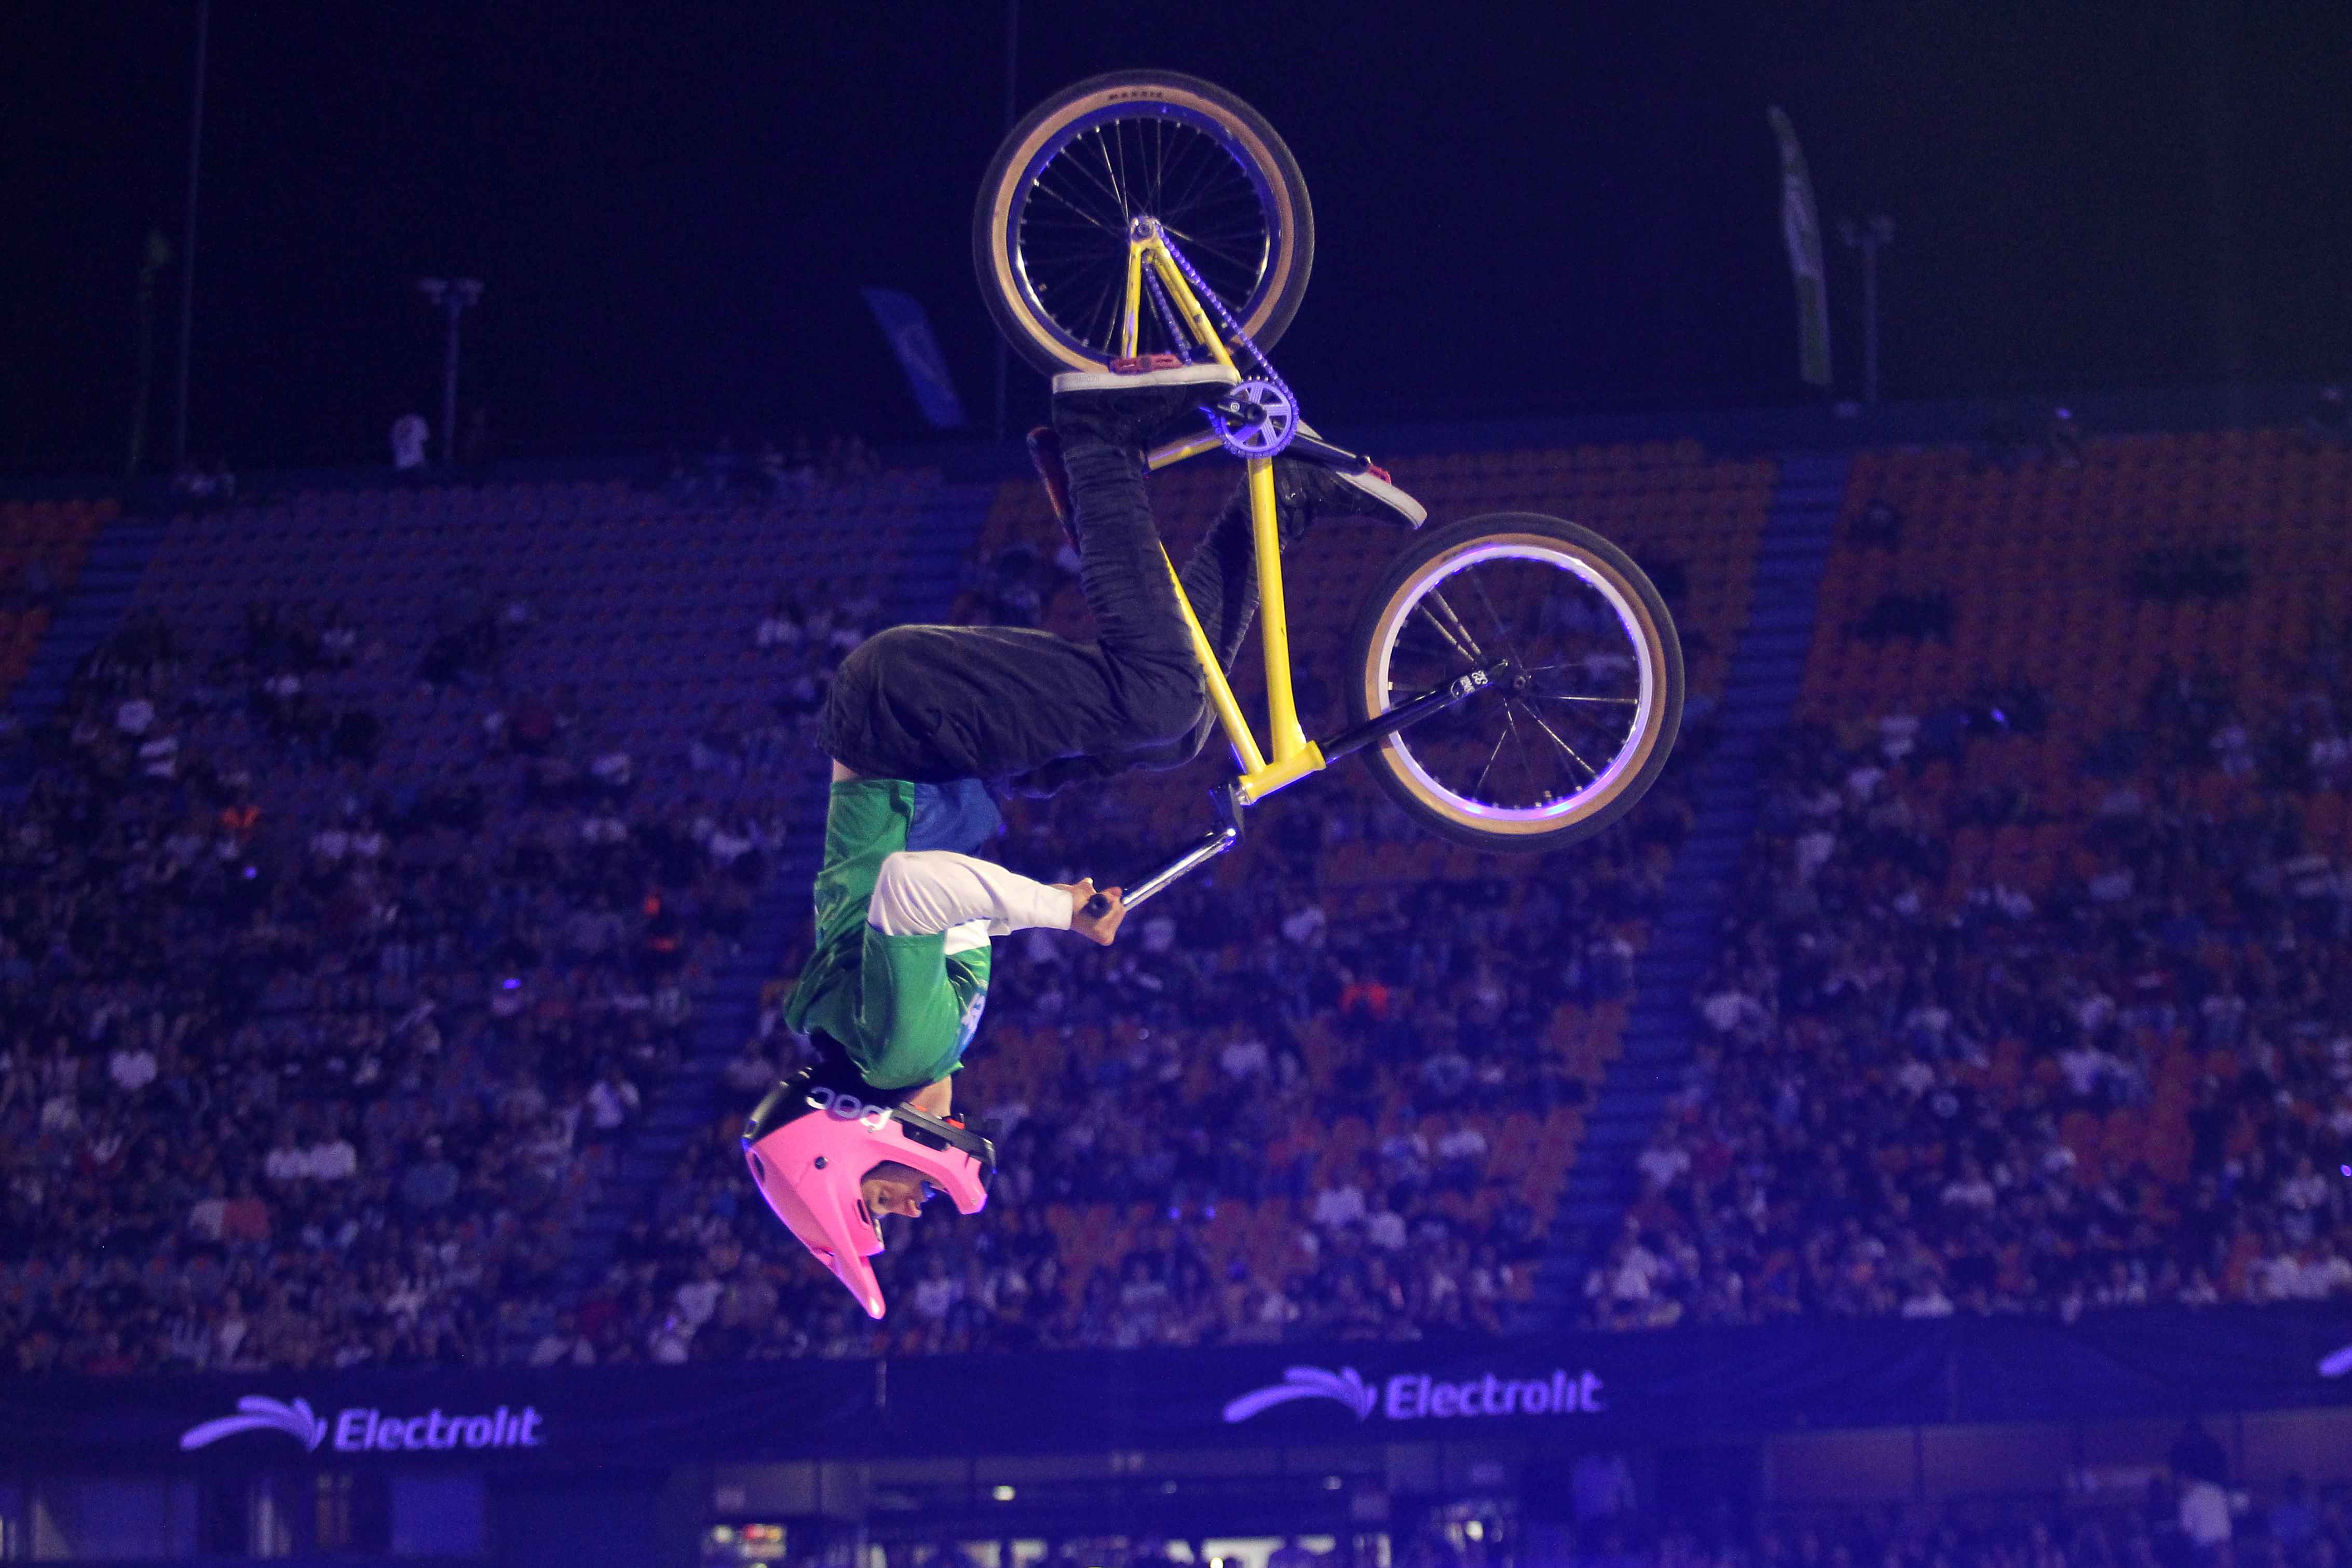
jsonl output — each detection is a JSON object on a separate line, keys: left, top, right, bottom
{"left": 0, "top": 515, "right": 1700, "bottom": 1371}
{"left": 1586, "top": 627, "right": 2352, "bottom": 1328}
{"left": 584, "top": 699, "right": 1705, "bottom": 1363}
{"left": 0, "top": 596, "right": 789, "bottom": 1374}
{"left": 6, "top": 450, "right": 2350, "bottom": 1377}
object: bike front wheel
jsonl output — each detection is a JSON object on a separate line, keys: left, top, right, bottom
{"left": 1345, "top": 513, "right": 1684, "bottom": 852}
{"left": 973, "top": 71, "right": 1314, "bottom": 376}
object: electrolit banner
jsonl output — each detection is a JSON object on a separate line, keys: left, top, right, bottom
{"left": 0, "top": 1308, "right": 2342, "bottom": 1468}
{"left": 179, "top": 1395, "right": 546, "bottom": 1455}
{"left": 1221, "top": 1365, "right": 1608, "bottom": 1424}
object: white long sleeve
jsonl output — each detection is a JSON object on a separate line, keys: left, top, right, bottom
{"left": 866, "top": 851, "right": 1071, "bottom": 955}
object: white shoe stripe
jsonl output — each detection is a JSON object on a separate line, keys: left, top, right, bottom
{"left": 1051, "top": 364, "right": 1241, "bottom": 393}
{"left": 1344, "top": 470, "right": 1427, "bottom": 528}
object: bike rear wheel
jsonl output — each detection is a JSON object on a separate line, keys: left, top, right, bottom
{"left": 974, "top": 71, "right": 1314, "bottom": 376}
{"left": 1345, "top": 513, "right": 1684, "bottom": 852}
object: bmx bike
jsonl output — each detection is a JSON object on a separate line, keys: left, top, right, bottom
{"left": 975, "top": 71, "right": 1684, "bottom": 905}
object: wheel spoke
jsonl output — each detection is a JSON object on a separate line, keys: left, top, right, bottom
{"left": 1040, "top": 152, "right": 1125, "bottom": 214}
{"left": 1409, "top": 597, "right": 1479, "bottom": 667}
{"left": 1499, "top": 702, "right": 1537, "bottom": 805}
{"left": 1469, "top": 725, "right": 1510, "bottom": 799}
{"left": 1464, "top": 564, "right": 1529, "bottom": 678}
{"left": 1165, "top": 213, "right": 1270, "bottom": 249}
{"left": 1084, "top": 278, "right": 1122, "bottom": 354}
{"left": 1421, "top": 590, "right": 1487, "bottom": 664}
{"left": 1519, "top": 659, "right": 1633, "bottom": 678}
{"left": 1161, "top": 226, "right": 1261, "bottom": 272}
{"left": 1057, "top": 140, "right": 1130, "bottom": 224}
{"left": 1008, "top": 103, "right": 1282, "bottom": 361}
{"left": 1109, "top": 125, "right": 1137, "bottom": 220}
{"left": 1159, "top": 134, "right": 1225, "bottom": 220}
{"left": 1147, "top": 115, "right": 1166, "bottom": 213}
{"left": 1364, "top": 531, "right": 1674, "bottom": 830}
{"left": 1518, "top": 700, "right": 1600, "bottom": 781}
{"left": 1025, "top": 184, "right": 1125, "bottom": 237}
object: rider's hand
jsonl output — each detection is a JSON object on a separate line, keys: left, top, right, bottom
{"left": 1057, "top": 878, "right": 1126, "bottom": 946}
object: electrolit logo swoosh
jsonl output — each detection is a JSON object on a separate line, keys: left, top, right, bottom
{"left": 1222, "top": 1366, "right": 1377, "bottom": 1423}
{"left": 2320, "top": 1344, "right": 2352, "bottom": 1378}
{"left": 180, "top": 1396, "right": 328, "bottom": 1451}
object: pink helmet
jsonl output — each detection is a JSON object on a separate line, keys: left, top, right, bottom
{"left": 741, "top": 1072, "right": 995, "bottom": 1318}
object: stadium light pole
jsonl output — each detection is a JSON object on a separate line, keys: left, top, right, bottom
{"left": 417, "top": 277, "right": 483, "bottom": 464}
{"left": 171, "top": 0, "right": 211, "bottom": 468}
{"left": 129, "top": 231, "right": 173, "bottom": 475}
{"left": 1837, "top": 215, "right": 1894, "bottom": 408}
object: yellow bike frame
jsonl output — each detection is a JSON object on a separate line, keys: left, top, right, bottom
{"left": 1120, "top": 230, "right": 1324, "bottom": 806}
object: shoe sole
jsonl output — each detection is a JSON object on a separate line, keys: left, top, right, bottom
{"left": 1051, "top": 363, "right": 1241, "bottom": 394}
{"left": 1334, "top": 468, "right": 1427, "bottom": 529}
{"left": 1296, "top": 421, "right": 1426, "bottom": 528}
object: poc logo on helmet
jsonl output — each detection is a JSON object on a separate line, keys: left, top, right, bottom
{"left": 805, "top": 1086, "right": 889, "bottom": 1130}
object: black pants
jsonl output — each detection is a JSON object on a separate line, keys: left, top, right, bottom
{"left": 821, "top": 435, "right": 1261, "bottom": 793}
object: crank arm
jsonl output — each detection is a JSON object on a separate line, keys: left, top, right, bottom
{"left": 1204, "top": 396, "right": 1268, "bottom": 429}
{"left": 1195, "top": 404, "right": 1370, "bottom": 477}
{"left": 1281, "top": 427, "right": 1375, "bottom": 476}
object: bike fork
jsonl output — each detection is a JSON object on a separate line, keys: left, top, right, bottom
{"left": 1317, "top": 663, "right": 1504, "bottom": 764}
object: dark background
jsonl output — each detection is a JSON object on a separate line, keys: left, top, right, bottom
{"left": 6, "top": 1, "right": 2349, "bottom": 472}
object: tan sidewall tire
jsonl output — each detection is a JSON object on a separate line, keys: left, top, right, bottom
{"left": 974, "top": 71, "right": 1313, "bottom": 375}
{"left": 1347, "top": 513, "right": 1685, "bottom": 852}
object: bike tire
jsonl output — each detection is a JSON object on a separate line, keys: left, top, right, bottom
{"left": 1344, "top": 512, "right": 1685, "bottom": 853}
{"left": 973, "top": 70, "right": 1314, "bottom": 376}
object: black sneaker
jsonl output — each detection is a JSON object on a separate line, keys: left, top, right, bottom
{"left": 1274, "top": 425, "right": 1426, "bottom": 529}
{"left": 1051, "top": 356, "right": 1239, "bottom": 449}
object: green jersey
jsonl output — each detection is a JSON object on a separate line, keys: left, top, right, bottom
{"left": 781, "top": 780, "right": 993, "bottom": 1093}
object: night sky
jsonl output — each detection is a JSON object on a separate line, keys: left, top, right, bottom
{"left": 7, "top": 2, "right": 2350, "bottom": 473}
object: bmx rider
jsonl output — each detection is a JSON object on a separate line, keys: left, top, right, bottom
{"left": 761, "top": 357, "right": 1424, "bottom": 1248}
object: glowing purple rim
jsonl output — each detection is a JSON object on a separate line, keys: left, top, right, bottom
{"left": 1373, "top": 539, "right": 1656, "bottom": 827}
{"left": 1008, "top": 100, "right": 1282, "bottom": 364}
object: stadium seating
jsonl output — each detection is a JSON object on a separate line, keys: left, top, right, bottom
{"left": 15, "top": 417, "right": 2346, "bottom": 1371}
{"left": 0, "top": 499, "right": 114, "bottom": 699}
{"left": 0, "top": 470, "right": 924, "bottom": 1373}
{"left": 1599, "top": 427, "right": 2352, "bottom": 1326}
{"left": 635, "top": 434, "right": 1769, "bottom": 1354}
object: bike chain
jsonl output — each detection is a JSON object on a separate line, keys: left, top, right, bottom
{"left": 1160, "top": 234, "right": 1300, "bottom": 458}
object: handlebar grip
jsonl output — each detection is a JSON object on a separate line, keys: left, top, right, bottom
{"left": 1083, "top": 892, "right": 1113, "bottom": 919}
